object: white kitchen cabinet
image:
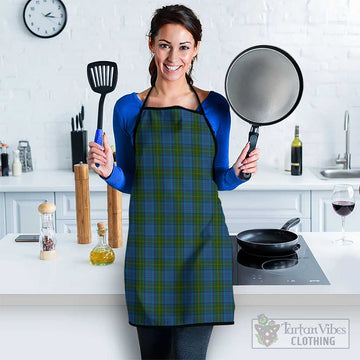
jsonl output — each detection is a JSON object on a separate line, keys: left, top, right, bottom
{"left": 5, "top": 192, "right": 55, "bottom": 233}
{"left": 219, "top": 190, "right": 311, "bottom": 233}
{"left": 55, "top": 192, "right": 130, "bottom": 237}
{"left": 312, "top": 190, "right": 360, "bottom": 232}
{"left": 56, "top": 219, "right": 129, "bottom": 241}
{"left": 0, "top": 193, "right": 5, "bottom": 239}
{"left": 55, "top": 191, "right": 107, "bottom": 234}
{"left": 1, "top": 189, "right": 311, "bottom": 236}
{"left": 55, "top": 192, "right": 107, "bottom": 220}
{"left": 7, "top": 186, "right": 360, "bottom": 236}
{"left": 56, "top": 219, "right": 99, "bottom": 235}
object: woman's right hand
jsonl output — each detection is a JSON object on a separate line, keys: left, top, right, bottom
{"left": 87, "top": 132, "right": 114, "bottom": 178}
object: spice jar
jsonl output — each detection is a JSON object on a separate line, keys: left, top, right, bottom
{"left": 38, "top": 201, "right": 57, "bottom": 260}
{"left": 90, "top": 222, "right": 115, "bottom": 266}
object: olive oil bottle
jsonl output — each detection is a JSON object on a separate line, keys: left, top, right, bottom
{"left": 291, "top": 125, "right": 302, "bottom": 176}
{"left": 90, "top": 222, "right": 115, "bottom": 265}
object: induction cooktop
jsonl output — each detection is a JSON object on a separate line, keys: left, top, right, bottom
{"left": 231, "top": 235, "right": 330, "bottom": 285}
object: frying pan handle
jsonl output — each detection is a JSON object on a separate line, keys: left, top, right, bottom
{"left": 281, "top": 217, "right": 300, "bottom": 231}
{"left": 239, "top": 126, "right": 259, "bottom": 180}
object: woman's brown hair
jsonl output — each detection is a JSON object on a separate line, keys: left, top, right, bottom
{"left": 148, "top": 4, "right": 202, "bottom": 86}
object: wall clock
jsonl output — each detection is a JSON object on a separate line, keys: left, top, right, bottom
{"left": 23, "top": 0, "right": 67, "bottom": 39}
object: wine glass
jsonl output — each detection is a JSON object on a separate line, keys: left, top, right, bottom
{"left": 331, "top": 184, "right": 355, "bottom": 245}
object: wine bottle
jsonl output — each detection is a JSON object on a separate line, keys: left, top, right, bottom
{"left": 1, "top": 143, "right": 9, "bottom": 177}
{"left": 291, "top": 125, "right": 302, "bottom": 176}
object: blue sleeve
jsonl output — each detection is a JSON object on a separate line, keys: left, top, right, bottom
{"left": 104, "top": 93, "right": 140, "bottom": 194}
{"left": 203, "top": 92, "right": 247, "bottom": 191}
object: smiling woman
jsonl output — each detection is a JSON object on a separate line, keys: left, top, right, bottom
{"left": 147, "top": 5, "right": 202, "bottom": 87}
{"left": 149, "top": 24, "right": 199, "bottom": 85}
{"left": 87, "top": 4, "right": 260, "bottom": 360}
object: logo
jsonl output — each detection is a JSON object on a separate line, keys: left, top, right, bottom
{"left": 252, "top": 314, "right": 350, "bottom": 349}
{"left": 254, "top": 314, "right": 280, "bottom": 347}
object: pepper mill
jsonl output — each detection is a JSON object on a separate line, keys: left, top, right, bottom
{"left": 74, "top": 163, "right": 92, "bottom": 244}
{"left": 107, "top": 148, "right": 122, "bottom": 248}
{"left": 38, "top": 201, "right": 57, "bottom": 260}
{"left": 107, "top": 184, "right": 123, "bottom": 248}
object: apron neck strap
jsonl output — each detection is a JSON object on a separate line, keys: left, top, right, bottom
{"left": 141, "top": 84, "right": 204, "bottom": 113}
{"left": 189, "top": 84, "right": 205, "bottom": 114}
{"left": 142, "top": 87, "right": 153, "bottom": 109}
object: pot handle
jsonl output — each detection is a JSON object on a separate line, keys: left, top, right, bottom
{"left": 292, "top": 243, "right": 301, "bottom": 251}
{"left": 281, "top": 218, "right": 300, "bottom": 231}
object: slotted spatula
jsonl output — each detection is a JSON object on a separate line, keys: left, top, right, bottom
{"left": 87, "top": 61, "right": 118, "bottom": 165}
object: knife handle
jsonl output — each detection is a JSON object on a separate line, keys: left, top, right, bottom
{"left": 79, "top": 113, "right": 83, "bottom": 130}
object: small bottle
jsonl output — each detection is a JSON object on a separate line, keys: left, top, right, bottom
{"left": 12, "top": 150, "right": 22, "bottom": 176}
{"left": 90, "top": 222, "right": 115, "bottom": 266}
{"left": 38, "top": 201, "right": 57, "bottom": 260}
{"left": 291, "top": 125, "right": 302, "bottom": 176}
{"left": 1, "top": 144, "right": 9, "bottom": 176}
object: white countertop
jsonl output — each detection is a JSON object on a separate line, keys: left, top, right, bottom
{"left": 0, "top": 169, "right": 107, "bottom": 192}
{"left": 1, "top": 166, "right": 360, "bottom": 192}
{"left": 0, "top": 233, "right": 125, "bottom": 296}
{"left": 1, "top": 232, "right": 360, "bottom": 305}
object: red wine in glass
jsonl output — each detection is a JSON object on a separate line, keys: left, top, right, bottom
{"left": 331, "top": 184, "right": 355, "bottom": 245}
{"left": 332, "top": 201, "right": 355, "bottom": 217}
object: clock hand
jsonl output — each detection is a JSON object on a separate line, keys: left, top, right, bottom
{"left": 42, "top": 12, "right": 56, "bottom": 18}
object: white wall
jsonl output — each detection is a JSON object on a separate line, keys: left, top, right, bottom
{"left": 1, "top": 0, "right": 360, "bottom": 171}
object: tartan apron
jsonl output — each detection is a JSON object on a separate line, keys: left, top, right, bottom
{"left": 125, "top": 86, "right": 235, "bottom": 326}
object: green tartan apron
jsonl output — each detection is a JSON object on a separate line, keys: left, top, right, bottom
{"left": 125, "top": 86, "right": 235, "bottom": 326}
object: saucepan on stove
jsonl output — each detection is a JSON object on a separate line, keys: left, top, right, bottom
{"left": 236, "top": 218, "right": 300, "bottom": 256}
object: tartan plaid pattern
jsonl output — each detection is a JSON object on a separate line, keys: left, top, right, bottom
{"left": 125, "top": 106, "right": 234, "bottom": 326}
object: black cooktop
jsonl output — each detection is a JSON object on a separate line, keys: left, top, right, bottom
{"left": 231, "top": 235, "right": 330, "bottom": 285}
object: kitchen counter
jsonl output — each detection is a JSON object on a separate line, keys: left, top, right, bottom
{"left": 0, "top": 169, "right": 107, "bottom": 192}
{"left": 1, "top": 166, "right": 360, "bottom": 192}
{"left": 1, "top": 232, "right": 360, "bottom": 306}
{"left": 2, "top": 232, "right": 360, "bottom": 360}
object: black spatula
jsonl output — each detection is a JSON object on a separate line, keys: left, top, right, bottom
{"left": 87, "top": 61, "right": 118, "bottom": 165}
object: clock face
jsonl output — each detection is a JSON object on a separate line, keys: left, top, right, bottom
{"left": 23, "top": 0, "right": 67, "bottom": 38}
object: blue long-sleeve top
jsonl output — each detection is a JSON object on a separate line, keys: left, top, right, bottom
{"left": 105, "top": 91, "right": 246, "bottom": 194}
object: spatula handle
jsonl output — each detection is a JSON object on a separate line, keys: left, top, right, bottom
{"left": 94, "top": 129, "right": 103, "bottom": 168}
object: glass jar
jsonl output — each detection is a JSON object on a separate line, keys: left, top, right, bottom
{"left": 12, "top": 149, "right": 22, "bottom": 176}
{"left": 90, "top": 222, "right": 115, "bottom": 265}
{"left": 38, "top": 201, "right": 57, "bottom": 260}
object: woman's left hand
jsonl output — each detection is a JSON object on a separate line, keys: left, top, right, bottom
{"left": 232, "top": 142, "right": 260, "bottom": 178}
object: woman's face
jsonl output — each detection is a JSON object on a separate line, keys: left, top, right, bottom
{"left": 149, "top": 23, "right": 199, "bottom": 84}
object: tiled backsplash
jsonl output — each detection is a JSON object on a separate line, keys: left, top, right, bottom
{"left": 1, "top": 0, "right": 360, "bottom": 170}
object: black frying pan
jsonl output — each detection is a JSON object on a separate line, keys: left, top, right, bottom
{"left": 236, "top": 218, "right": 300, "bottom": 256}
{"left": 225, "top": 45, "right": 303, "bottom": 180}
